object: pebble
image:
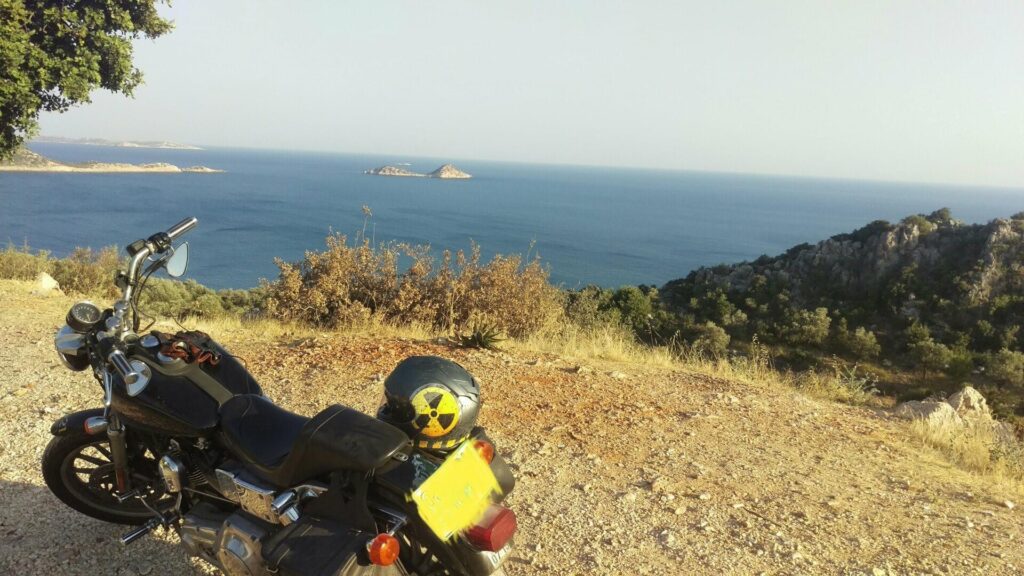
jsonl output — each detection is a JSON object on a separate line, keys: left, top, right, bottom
{"left": 1005, "top": 500, "right": 1016, "bottom": 510}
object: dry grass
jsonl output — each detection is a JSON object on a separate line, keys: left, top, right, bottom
{"left": 513, "top": 323, "right": 677, "bottom": 368}
{"left": 908, "top": 418, "right": 1024, "bottom": 488}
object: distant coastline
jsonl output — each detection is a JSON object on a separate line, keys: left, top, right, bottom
{"left": 31, "top": 136, "right": 203, "bottom": 150}
{"left": 365, "top": 163, "right": 472, "bottom": 179}
{"left": 0, "top": 148, "right": 223, "bottom": 173}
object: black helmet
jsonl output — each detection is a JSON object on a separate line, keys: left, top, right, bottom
{"left": 378, "top": 356, "right": 481, "bottom": 450}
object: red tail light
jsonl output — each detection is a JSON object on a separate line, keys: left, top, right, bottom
{"left": 473, "top": 439, "right": 495, "bottom": 464}
{"left": 466, "top": 505, "right": 517, "bottom": 552}
{"left": 367, "top": 533, "right": 400, "bottom": 566}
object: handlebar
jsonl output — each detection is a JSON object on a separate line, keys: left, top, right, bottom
{"left": 108, "top": 348, "right": 141, "bottom": 385}
{"left": 166, "top": 217, "right": 198, "bottom": 242}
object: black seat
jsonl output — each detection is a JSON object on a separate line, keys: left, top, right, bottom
{"left": 218, "top": 395, "right": 411, "bottom": 487}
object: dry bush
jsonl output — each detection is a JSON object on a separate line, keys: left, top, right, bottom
{"left": 0, "top": 244, "right": 51, "bottom": 280}
{"left": 50, "top": 247, "right": 121, "bottom": 297}
{"left": 263, "top": 235, "right": 563, "bottom": 338}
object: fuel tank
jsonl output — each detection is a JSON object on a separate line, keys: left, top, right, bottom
{"left": 110, "top": 337, "right": 261, "bottom": 437}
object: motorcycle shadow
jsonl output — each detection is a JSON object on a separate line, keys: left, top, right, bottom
{"left": 0, "top": 480, "right": 207, "bottom": 575}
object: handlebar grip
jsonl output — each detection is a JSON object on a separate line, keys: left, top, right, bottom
{"left": 108, "top": 349, "right": 140, "bottom": 385}
{"left": 165, "top": 217, "right": 198, "bottom": 241}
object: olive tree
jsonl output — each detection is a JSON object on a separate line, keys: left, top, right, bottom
{"left": 0, "top": 0, "right": 172, "bottom": 158}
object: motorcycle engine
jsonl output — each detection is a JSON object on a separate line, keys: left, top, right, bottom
{"left": 181, "top": 503, "right": 274, "bottom": 576}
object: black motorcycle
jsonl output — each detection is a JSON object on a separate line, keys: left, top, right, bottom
{"left": 43, "top": 217, "right": 517, "bottom": 576}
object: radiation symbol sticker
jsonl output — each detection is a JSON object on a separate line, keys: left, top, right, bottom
{"left": 411, "top": 386, "right": 461, "bottom": 438}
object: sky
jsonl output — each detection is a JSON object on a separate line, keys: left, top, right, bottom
{"left": 38, "top": 1, "right": 1024, "bottom": 188}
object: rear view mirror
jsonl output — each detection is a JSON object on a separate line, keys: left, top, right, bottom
{"left": 165, "top": 242, "right": 189, "bottom": 278}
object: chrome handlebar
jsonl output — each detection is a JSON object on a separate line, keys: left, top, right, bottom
{"left": 165, "top": 217, "right": 198, "bottom": 242}
{"left": 121, "top": 217, "right": 198, "bottom": 305}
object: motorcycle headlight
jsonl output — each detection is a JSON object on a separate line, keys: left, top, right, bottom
{"left": 55, "top": 325, "right": 90, "bottom": 371}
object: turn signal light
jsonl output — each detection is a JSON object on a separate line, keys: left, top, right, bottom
{"left": 473, "top": 439, "right": 495, "bottom": 464}
{"left": 368, "top": 533, "right": 400, "bottom": 566}
{"left": 466, "top": 505, "right": 517, "bottom": 552}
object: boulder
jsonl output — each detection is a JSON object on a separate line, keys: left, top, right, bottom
{"left": 895, "top": 400, "right": 962, "bottom": 427}
{"left": 945, "top": 386, "right": 991, "bottom": 420}
{"left": 31, "top": 272, "right": 61, "bottom": 296}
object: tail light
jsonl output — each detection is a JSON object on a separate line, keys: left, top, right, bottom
{"left": 473, "top": 439, "right": 495, "bottom": 464}
{"left": 466, "top": 505, "right": 517, "bottom": 552}
{"left": 368, "top": 533, "right": 400, "bottom": 566}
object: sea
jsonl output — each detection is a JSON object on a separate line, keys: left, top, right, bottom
{"left": 2, "top": 143, "right": 1022, "bottom": 291}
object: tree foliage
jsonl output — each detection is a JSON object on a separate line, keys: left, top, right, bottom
{"left": 0, "top": 0, "right": 172, "bottom": 157}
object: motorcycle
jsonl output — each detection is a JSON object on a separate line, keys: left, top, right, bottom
{"left": 43, "top": 217, "right": 517, "bottom": 576}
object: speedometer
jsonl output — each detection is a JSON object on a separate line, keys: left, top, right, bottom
{"left": 67, "top": 301, "right": 102, "bottom": 332}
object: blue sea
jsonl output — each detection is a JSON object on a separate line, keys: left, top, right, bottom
{"left": 2, "top": 143, "right": 1022, "bottom": 290}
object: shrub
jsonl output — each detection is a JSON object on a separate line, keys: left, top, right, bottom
{"left": 910, "top": 338, "right": 952, "bottom": 379}
{"left": 564, "top": 286, "right": 622, "bottom": 330}
{"left": 263, "top": 234, "right": 563, "bottom": 337}
{"left": 690, "top": 321, "right": 730, "bottom": 358}
{"left": 0, "top": 243, "right": 51, "bottom": 280}
{"left": 987, "top": 349, "right": 1024, "bottom": 387}
{"left": 839, "top": 326, "right": 881, "bottom": 359}
{"left": 50, "top": 247, "right": 121, "bottom": 297}
{"left": 784, "top": 307, "right": 831, "bottom": 346}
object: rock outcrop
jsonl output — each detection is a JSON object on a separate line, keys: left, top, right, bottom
{"left": 427, "top": 164, "right": 471, "bottom": 179}
{"left": 364, "top": 165, "right": 421, "bottom": 177}
{"left": 364, "top": 164, "right": 472, "bottom": 179}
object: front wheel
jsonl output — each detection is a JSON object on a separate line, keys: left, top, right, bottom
{"left": 41, "top": 426, "right": 167, "bottom": 525}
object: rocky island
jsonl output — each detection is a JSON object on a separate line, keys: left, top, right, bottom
{"left": 0, "top": 149, "right": 223, "bottom": 173}
{"left": 364, "top": 163, "right": 471, "bottom": 179}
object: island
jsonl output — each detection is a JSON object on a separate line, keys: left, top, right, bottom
{"left": 31, "top": 135, "right": 204, "bottom": 150}
{"left": 0, "top": 149, "right": 223, "bottom": 173}
{"left": 364, "top": 163, "right": 472, "bottom": 179}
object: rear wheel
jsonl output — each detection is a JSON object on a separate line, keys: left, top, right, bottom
{"left": 42, "top": 427, "right": 168, "bottom": 525}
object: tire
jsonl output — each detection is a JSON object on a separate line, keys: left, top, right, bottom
{"left": 42, "top": 427, "right": 164, "bottom": 525}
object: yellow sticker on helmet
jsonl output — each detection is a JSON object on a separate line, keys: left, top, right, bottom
{"left": 411, "top": 386, "right": 461, "bottom": 438}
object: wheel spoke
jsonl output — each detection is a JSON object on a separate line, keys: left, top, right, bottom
{"left": 93, "top": 444, "right": 112, "bottom": 459}
{"left": 76, "top": 454, "right": 108, "bottom": 466}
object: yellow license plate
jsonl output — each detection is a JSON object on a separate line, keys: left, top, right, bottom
{"left": 411, "top": 441, "right": 502, "bottom": 540}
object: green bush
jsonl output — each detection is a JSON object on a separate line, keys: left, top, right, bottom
{"left": 987, "top": 349, "right": 1024, "bottom": 387}
{"left": 838, "top": 325, "right": 881, "bottom": 359}
{"left": 910, "top": 338, "right": 952, "bottom": 379}
{"left": 690, "top": 321, "right": 730, "bottom": 357}
{"left": 784, "top": 307, "right": 831, "bottom": 346}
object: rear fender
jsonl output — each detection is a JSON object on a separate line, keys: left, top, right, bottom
{"left": 50, "top": 408, "right": 105, "bottom": 436}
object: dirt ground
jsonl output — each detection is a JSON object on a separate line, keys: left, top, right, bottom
{"left": 1, "top": 280, "right": 1021, "bottom": 575}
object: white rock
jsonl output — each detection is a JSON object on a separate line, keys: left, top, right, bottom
{"left": 945, "top": 386, "right": 991, "bottom": 419}
{"left": 1005, "top": 500, "right": 1016, "bottom": 510}
{"left": 31, "top": 272, "right": 60, "bottom": 296}
{"left": 894, "top": 400, "right": 962, "bottom": 426}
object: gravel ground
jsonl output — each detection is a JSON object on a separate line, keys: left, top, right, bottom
{"left": 1, "top": 279, "right": 1021, "bottom": 575}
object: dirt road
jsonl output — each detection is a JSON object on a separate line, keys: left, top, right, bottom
{"left": 0, "top": 280, "right": 1020, "bottom": 575}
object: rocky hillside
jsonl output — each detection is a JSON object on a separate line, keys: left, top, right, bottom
{"left": 668, "top": 210, "right": 1024, "bottom": 313}
{"left": 660, "top": 209, "right": 1024, "bottom": 422}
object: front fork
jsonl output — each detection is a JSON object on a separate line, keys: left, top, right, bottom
{"left": 107, "top": 414, "right": 132, "bottom": 493}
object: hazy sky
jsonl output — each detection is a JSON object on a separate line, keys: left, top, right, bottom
{"left": 39, "top": 1, "right": 1024, "bottom": 187}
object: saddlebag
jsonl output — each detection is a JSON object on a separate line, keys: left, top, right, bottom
{"left": 263, "top": 515, "right": 402, "bottom": 576}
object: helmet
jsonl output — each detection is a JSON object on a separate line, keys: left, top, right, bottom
{"left": 378, "top": 356, "right": 481, "bottom": 450}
